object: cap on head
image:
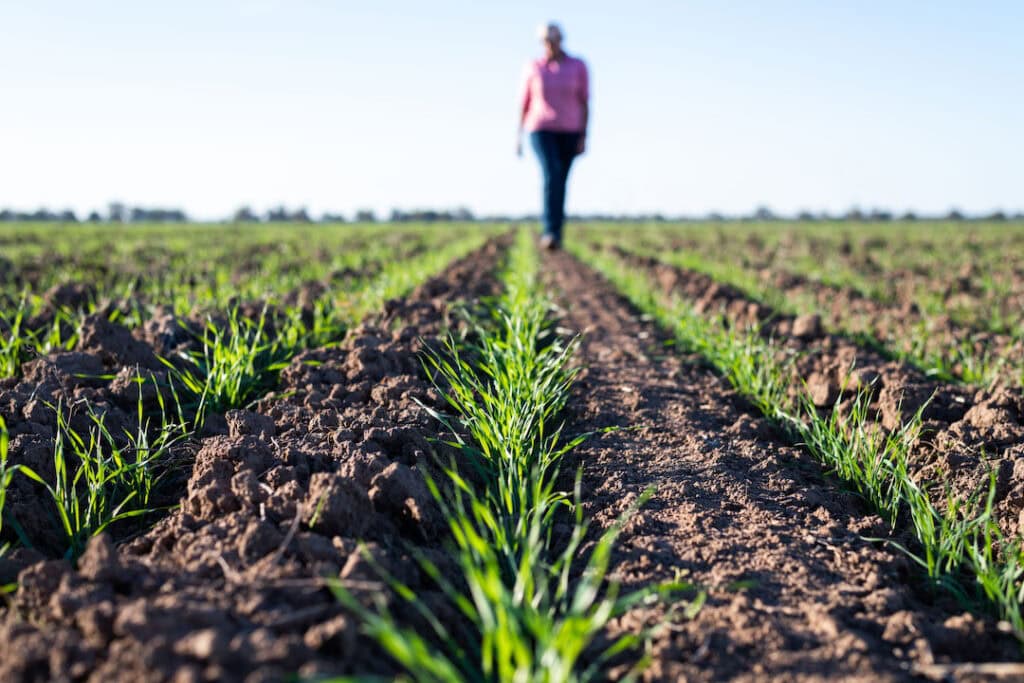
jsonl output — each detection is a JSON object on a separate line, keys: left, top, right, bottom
{"left": 537, "top": 22, "right": 563, "bottom": 43}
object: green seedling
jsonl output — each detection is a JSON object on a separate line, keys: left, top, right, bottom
{"left": 0, "top": 417, "right": 22, "bottom": 539}
{"left": 16, "top": 390, "right": 187, "bottom": 559}
{"left": 575, "top": 238, "right": 1024, "bottom": 643}
{"left": 598, "top": 230, "right": 1024, "bottom": 389}
{"left": 331, "top": 229, "right": 700, "bottom": 682}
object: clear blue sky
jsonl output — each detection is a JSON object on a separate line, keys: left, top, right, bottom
{"left": 1, "top": 1, "right": 1021, "bottom": 219}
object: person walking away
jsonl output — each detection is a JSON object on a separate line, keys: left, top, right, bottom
{"left": 517, "top": 22, "right": 589, "bottom": 250}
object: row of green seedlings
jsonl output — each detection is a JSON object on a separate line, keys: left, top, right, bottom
{"left": 571, "top": 240, "right": 1024, "bottom": 643}
{"left": 0, "top": 301, "right": 78, "bottom": 378}
{"left": 144, "top": 227, "right": 448, "bottom": 323}
{"left": 0, "top": 223, "right": 458, "bottom": 319}
{"left": 589, "top": 234, "right": 1018, "bottom": 388}
{"left": 626, "top": 225, "right": 1024, "bottom": 370}
{"left": 774, "top": 226, "right": 1024, "bottom": 333}
{"left": 171, "top": 232, "right": 491, "bottom": 425}
{"left": 0, "top": 384, "right": 190, "bottom": 561}
{"left": 626, "top": 222, "right": 1024, "bottom": 333}
{"left": 0, "top": 233, "right": 489, "bottom": 561}
{"left": 0, "top": 232, "right": 393, "bottom": 321}
{"left": 596, "top": 233, "right": 1013, "bottom": 386}
{"left": 0, "top": 226, "right": 449, "bottom": 380}
{"left": 331, "top": 229, "right": 698, "bottom": 682}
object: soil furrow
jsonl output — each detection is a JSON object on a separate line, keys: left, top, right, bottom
{"left": 0, "top": 236, "right": 509, "bottom": 682}
{"left": 542, "top": 249, "right": 1018, "bottom": 681}
{"left": 609, "top": 240, "right": 1024, "bottom": 386}
{"left": 602, "top": 246, "right": 1024, "bottom": 540}
{"left": 638, "top": 230, "right": 1024, "bottom": 332}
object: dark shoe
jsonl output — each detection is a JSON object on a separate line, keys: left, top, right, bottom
{"left": 540, "top": 234, "right": 560, "bottom": 251}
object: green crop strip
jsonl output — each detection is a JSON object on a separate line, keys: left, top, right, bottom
{"left": 163, "top": 232, "right": 489, "bottom": 426}
{"left": 0, "top": 297, "right": 79, "bottom": 379}
{"left": 0, "top": 223, "right": 492, "bottom": 307}
{"left": 3, "top": 381, "right": 190, "bottom": 559}
{"left": 330, "top": 229, "right": 696, "bottom": 682}
{"left": 0, "top": 224, "right": 500, "bottom": 382}
{"left": 572, "top": 240, "right": 1024, "bottom": 643}
{"left": 1, "top": 232, "right": 494, "bottom": 560}
{"left": 0, "top": 417, "right": 19, "bottom": 542}
{"left": 599, "top": 221, "right": 1024, "bottom": 334}
{"left": 162, "top": 308, "right": 296, "bottom": 417}
{"left": 577, "top": 221, "right": 1024, "bottom": 389}
{"left": 589, "top": 235, "right": 1017, "bottom": 388}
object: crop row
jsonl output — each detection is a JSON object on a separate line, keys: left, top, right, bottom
{"left": 0, "top": 224, "right": 497, "bottom": 380}
{"left": 0, "top": 223, "right": 487, "bottom": 314}
{"left": 333, "top": 229, "right": 694, "bottom": 681}
{"left": 570, "top": 238, "right": 1024, "bottom": 643}
{"left": 165, "top": 229, "right": 494, "bottom": 424}
{"left": 1, "top": 222, "right": 486, "bottom": 298}
{"left": 578, "top": 225, "right": 1024, "bottom": 388}
{"left": 698, "top": 222, "right": 1020, "bottom": 276}
{"left": 603, "top": 221, "right": 1024, "bottom": 332}
{"left": 0, "top": 231, "right": 491, "bottom": 560}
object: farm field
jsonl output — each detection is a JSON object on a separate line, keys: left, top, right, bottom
{"left": 1, "top": 220, "right": 1024, "bottom": 681}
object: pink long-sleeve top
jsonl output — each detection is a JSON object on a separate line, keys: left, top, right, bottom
{"left": 520, "top": 55, "right": 589, "bottom": 133}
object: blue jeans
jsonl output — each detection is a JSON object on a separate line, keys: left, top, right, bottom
{"left": 530, "top": 130, "right": 581, "bottom": 243}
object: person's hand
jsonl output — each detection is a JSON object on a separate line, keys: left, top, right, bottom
{"left": 575, "top": 135, "right": 586, "bottom": 156}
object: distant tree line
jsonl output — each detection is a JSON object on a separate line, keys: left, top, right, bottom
{"left": 1, "top": 203, "right": 1021, "bottom": 224}
{"left": 231, "top": 206, "right": 478, "bottom": 223}
{"left": 104, "top": 202, "right": 188, "bottom": 223}
{"left": 389, "top": 207, "right": 475, "bottom": 222}
{"left": 230, "top": 206, "right": 379, "bottom": 223}
{"left": 0, "top": 203, "right": 189, "bottom": 223}
{"left": 0, "top": 208, "right": 81, "bottom": 222}
{"left": 730, "top": 205, "right": 1020, "bottom": 223}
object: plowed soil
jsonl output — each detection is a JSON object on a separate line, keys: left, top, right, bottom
{"left": 745, "top": 263, "right": 1023, "bottom": 385}
{"left": 4, "top": 233, "right": 1024, "bottom": 682}
{"left": 640, "top": 231, "right": 1024, "bottom": 333}
{"left": 0, "top": 231, "right": 432, "bottom": 301}
{"left": 607, "top": 247, "right": 1024, "bottom": 540}
{"left": 608, "top": 236, "right": 1024, "bottom": 387}
{"left": 0, "top": 238, "right": 506, "bottom": 682}
{"left": 543, "top": 250, "right": 1021, "bottom": 681}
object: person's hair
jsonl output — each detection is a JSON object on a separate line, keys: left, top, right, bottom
{"left": 537, "top": 22, "right": 563, "bottom": 42}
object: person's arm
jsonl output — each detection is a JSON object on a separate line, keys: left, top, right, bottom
{"left": 576, "top": 101, "right": 588, "bottom": 155}
{"left": 517, "top": 66, "right": 533, "bottom": 157}
{"left": 576, "top": 61, "right": 589, "bottom": 156}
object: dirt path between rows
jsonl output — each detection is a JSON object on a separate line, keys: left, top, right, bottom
{"left": 610, "top": 240, "right": 1024, "bottom": 387}
{"left": 606, "top": 247, "right": 1024, "bottom": 541}
{"left": 542, "top": 249, "right": 1019, "bottom": 682}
